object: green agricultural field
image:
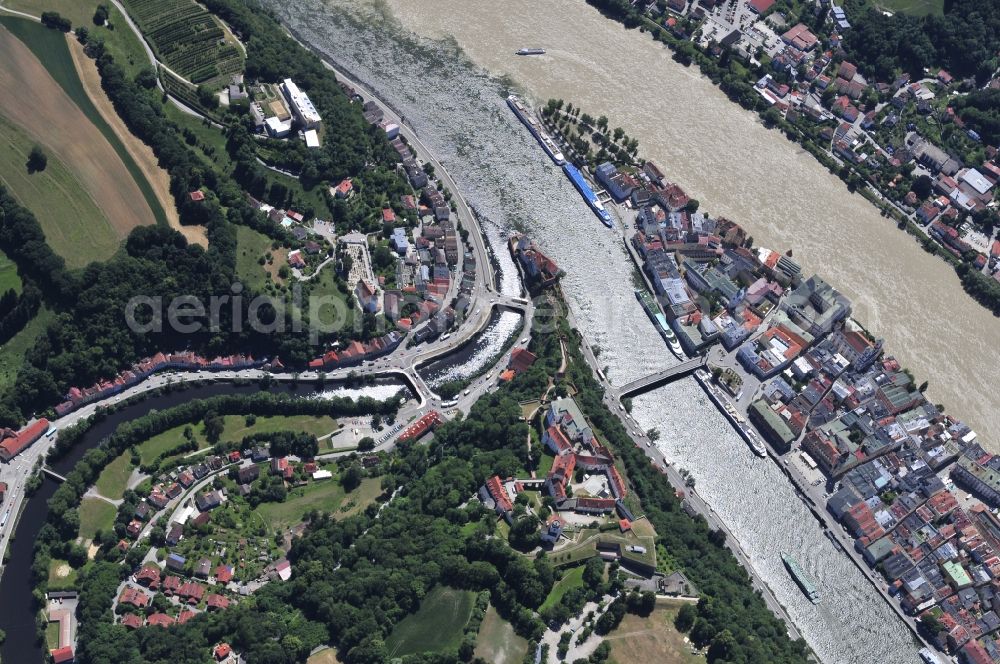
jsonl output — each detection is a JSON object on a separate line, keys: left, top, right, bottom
{"left": 0, "top": 307, "right": 51, "bottom": 393}
{"left": 94, "top": 452, "right": 135, "bottom": 500}
{"left": 539, "top": 565, "right": 586, "bottom": 613}
{"left": 0, "top": 113, "right": 120, "bottom": 266}
{"left": 121, "top": 0, "right": 243, "bottom": 85}
{"left": 254, "top": 476, "right": 381, "bottom": 531}
{"left": 474, "top": 606, "right": 528, "bottom": 664}
{"left": 3, "top": 0, "right": 147, "bottom": 72}
{"left": 874, "top": 0, "right": 944, "bottom": 16}
{"left": 78, "top": 497, "right": 118, "bottom": 541}
{"left": 1, "top": 0, "right": 96, "bottom": 26}
{"left": 0, "top": 249, "right": 19, "bottom": 293}
{"left": 385, "top": 586, "right": 476, "bottom": 658}
{"left": 0, "top": 15, "right": 168, "bottom": 227}
{"left": 6, "top": 0, "right": 150, "bottom": 77}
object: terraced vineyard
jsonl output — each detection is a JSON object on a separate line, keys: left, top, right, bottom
{"left": 122, "top": 0, "right": 243, "bottom": 85}
{"left": 160, "top": 68, "right": 223, "bottom": 121}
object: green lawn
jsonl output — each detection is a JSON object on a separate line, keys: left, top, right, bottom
{"left": 78, "top": 496, "right": 118, "bottom": 541}
{"left": 219, "top": 413, "right": 340, "bottom": 443}
{"left": 474, "top": 605, "right": 528, "bottom": 664}
{"left": 0, "top": 306, "right": 51, "bottom": 393}
{"left": 536, "top": 449, "right": 555, "bottom": 478}
{"left": 306, "top": 267, "right": 356, "bottom": 332}
{"left": 0, "top": 249, "right": 19, "bottom": 293}
{"left": 47, "top": 557, "right": 78, "bottom": 590}
{"left": 0, "top": 15, "right": 168, "bottom": 227}
{"left": 236, "top": 225, "right": 275, "bottom": 291}
{"left": 874, "top": 0, "right": 944, "bottom": 16}
{"left": 539, "top": 565, "right": 586, "bottom": 612}
{"left": 549, "top": 538, "right": 601, "bottom": 568}
{"left": 254, "top": 476, "right": 380, "bottom": 531}
{"left": 0, "top": 112, "right": 120, "bottom": 266}
{"left": 89, "top": 4, "right": 152, "bottom": 78}
{"left": 135, "top": 413, "right": 341, "bottom": 465}
{"left": 306, "top": 649, "right": 341, "bottom": 664}
{"left": 607, "top": 599, "right": 705, "bottom": 664}
{"left": 45, "top": 621, "right": 60, "bottom": 651}
{"left": 94, "top": 453, "right": 134, "bottom": 500}
{"left": 385, "top": 586, "right": 476, "bottom": 658}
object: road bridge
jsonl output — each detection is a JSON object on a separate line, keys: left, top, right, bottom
{"left": 616, "top": 357, "right": 706, "bottom": 398}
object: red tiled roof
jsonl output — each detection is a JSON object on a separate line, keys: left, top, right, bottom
{"left": 215, "top": 565, "right": 233, "bottom": 584}
{"left": 147, "top": 613, "right": 175, "bottom": 627}
{"left": 136, "top": 565, "right": 161, "bottom": 587}
{"left": 206, "top": 593, "right": 230, "bottom": 610}
{"left": 486, "top": 475, "right": 514, "bottom": 512}
{"left": 546, "top": 425, "right": 573, "bottom": 454}
{"left": 51, "top": 646, "right": 74, "bottom": 664}
{"left": 0, "top": 419, "right": 49, "bottom": 460}
{"left": 119, "top": 587, "right": 150, "bottom": 608}
{"left": 398, "top": 411, "right": 443, "bottom": 443}
{"left": 121, "top": 613, "right": 143, "bottom": 629}
{"left": 509, "top": 347, "right": 537, "bottom": 374}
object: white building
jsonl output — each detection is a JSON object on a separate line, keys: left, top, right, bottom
{"left": 303, "top": 129, "right": 320, "bottom": 149}
{"left": 265, "top": 116, "right": 293, "bottom": 138}
{"left": 281, "top": 78, "right": 321, "bottom": 130}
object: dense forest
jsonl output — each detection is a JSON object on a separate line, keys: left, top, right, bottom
{"left": 953, "top": 89, "right": 1000, "bottom": 146}
{"left": 842, "top": 0, "right": 1000, "bottom": 83}
{"left": 200, "top": 0, "right": 397, "bottom": 187}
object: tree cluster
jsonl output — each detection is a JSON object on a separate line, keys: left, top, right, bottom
{"left": 843, "top": 0, "right": 1000, "bottom": 84}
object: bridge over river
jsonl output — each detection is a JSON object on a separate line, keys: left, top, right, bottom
{"left": 613, "top": 356, "right": 706, "bottom": 398}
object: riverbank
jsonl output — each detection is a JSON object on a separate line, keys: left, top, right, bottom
{"left": 557, "top": 290, "right": 806, "bottom": 645}
{"left": 354, "top": 0, "right": 1000, "bottom": 448}
{"left": 692, "top": 370, "right": 931, "bottom": 651}
{"left": 581, "top": 0, "right": 1000, "bottom": 316}
{"left": 542, "top": 87, "right": 936, "bottom": 656}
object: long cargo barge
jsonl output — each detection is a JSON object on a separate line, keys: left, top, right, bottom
{"left": 781, "top": 552, "right": 821, "bottom": 604}
{"left": 562, "top": 163, "right": 614, "bottom": 228}
{"left": 506, "top": 95, "right": 565, "bottom": 166}
{"left": 634, "top": 289, "right": 684, "bottom": 360}
{"left": 694, "top": 369, "right": 768, "bottom": 457}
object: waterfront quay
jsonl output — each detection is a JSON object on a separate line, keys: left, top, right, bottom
{"left": 576, "top": 143, "right": 996, "bottom": 660}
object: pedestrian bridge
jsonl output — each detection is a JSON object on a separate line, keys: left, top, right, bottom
{"left": 41, "top": 467, "right": 68, "bottom": 483}
{"left": 616, "top": 357, "right": 706, "bottom": 398}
